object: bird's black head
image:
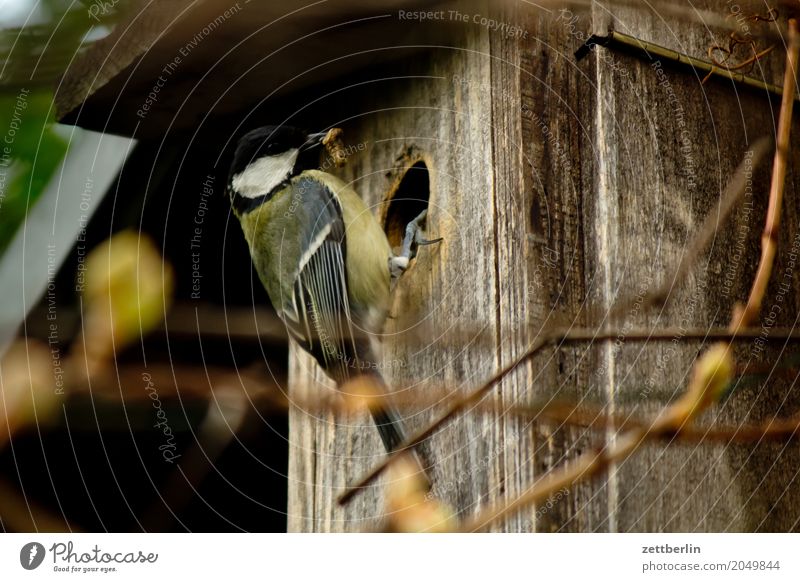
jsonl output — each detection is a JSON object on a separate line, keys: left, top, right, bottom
{"left": 228, "top": 125, "right": 326, "bottom": 213}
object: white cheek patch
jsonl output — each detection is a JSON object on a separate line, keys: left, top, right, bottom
{"left": 232, "top": 148, "right": 299, "bottom": 199}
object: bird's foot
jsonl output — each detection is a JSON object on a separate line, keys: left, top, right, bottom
{"left": 390, "top": 210, "right": 443, "bottom": 282}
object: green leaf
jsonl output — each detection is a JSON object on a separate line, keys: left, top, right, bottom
{"left": 0, "top": 88, "right": 68, "bottom": 254}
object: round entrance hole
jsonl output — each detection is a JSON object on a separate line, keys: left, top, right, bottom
{"left": 383, "top": 160, "right": 431, "bottom": 249}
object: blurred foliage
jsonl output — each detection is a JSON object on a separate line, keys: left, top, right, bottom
{"left": 0, "top": 0, "right": 130, "bottom": 254}
{"left": 0, "top": 89, "right": 67, "bottom": 253}
{"left": 0, "top": 230, "right": 174, "bottom": 445}
{"left": 81, "top": 230, "right": 174, "bottom": 372}
{"left": 384, "top": 455, "right": 456, "bottom": 533}
{"left": 0, "top": 339, "right": 61, "bottom": 449}
{"left": 0, "top": 0, "right": 130, "bottom": 85}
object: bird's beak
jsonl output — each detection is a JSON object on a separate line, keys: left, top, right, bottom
{"left": 301, "top": 131, "right": 327, "bottom": 151}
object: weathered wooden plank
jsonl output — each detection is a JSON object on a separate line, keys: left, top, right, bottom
{"left": 288, "top": 8, "right": 497, "bottom": 530}
{"left": 488, "top": 1, "right": 609, "bottom": 532}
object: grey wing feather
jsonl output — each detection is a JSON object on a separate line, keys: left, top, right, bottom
{"left": 279, "top": 177, "right": 360, "bottom": 383}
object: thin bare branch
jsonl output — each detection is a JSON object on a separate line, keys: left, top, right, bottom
{"left": 732, "top": 19, "right": 800, "bottom": 330}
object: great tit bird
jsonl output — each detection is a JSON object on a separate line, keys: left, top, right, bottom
{"left": 227, "top": 125, "right": 432, "bottom": 453}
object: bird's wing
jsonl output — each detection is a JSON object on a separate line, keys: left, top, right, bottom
{"left": 279, "top": 176, "right": 361, "bottom": 382}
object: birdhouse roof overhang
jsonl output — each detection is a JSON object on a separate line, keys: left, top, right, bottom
{"left": 55, "top": 0, "right": 463, "bottom": 139}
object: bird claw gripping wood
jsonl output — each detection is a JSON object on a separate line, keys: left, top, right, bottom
{"left": 320, "top": 130, "right": 442, "bottom": 282}
{"left": 390, "top": 209, "right": 443, "bottom": 282}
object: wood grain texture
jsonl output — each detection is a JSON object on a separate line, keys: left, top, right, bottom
{"left": 496, "top": 1, "right": 608, "bottom": 533}
{"left": 587, "top": 0, "right": 800, "bottom": 532}
{"left": 287, "top": 0, "right": 800, "bottom": 532}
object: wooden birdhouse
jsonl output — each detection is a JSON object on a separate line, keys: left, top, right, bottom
{"left": 56, "top": 0, "right": 800, "bottom": 532}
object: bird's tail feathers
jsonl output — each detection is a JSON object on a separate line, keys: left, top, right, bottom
{"left": 342, "top": 370, "right": 433, "bottom": 490}
{"left": 370, "top": 401, "right": 407, "bottom": 452}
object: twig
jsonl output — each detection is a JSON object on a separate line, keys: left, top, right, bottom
{"left": 458, "top": 394, "right": 738, "bottom": 532}
{"left": 577, "top": 31, "right": 791, "bottom": 100}
{"left": 704, "top": 37, "right": 775, "bottom": 84}
{"left": 512, "top": 402, "right": 800, "bottom": 445}
{"left": 457, "top": 426, "right": 648, "bottom": 532}
{"left": 337, "top": 326, "right": 800, "bottom": 504}
{"left": 731, "top": 19, "right": 800, "bottom": 330}
{"left": 458, "top": 344, "right": 735, "bottom": 532}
